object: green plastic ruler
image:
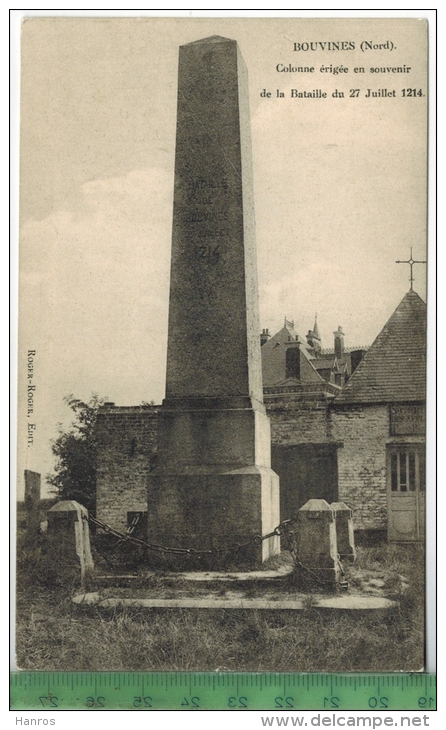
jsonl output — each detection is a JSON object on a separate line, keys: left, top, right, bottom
{"left": 10, "top": 672, "right": 436, "bottom": 711}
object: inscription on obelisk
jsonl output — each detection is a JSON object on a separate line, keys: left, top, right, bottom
{"left": 147, "top": 36, "right": 280, "bottom": 568}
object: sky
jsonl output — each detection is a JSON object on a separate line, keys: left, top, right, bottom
{"left": 15, "top": 15, "right": 429, "bottom": 495}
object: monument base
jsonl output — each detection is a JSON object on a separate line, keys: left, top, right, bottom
{"left": 146, "top": 466, "right": 280, "bottom": 570}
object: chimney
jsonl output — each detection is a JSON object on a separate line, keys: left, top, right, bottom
{"left": 350, "top": 348, "right": 367, "bottom": 374}
{"left": 333, "top": 326, "right": 345, "bottom": 360}
{"left": 260, "top": 328, "right": 270, "bottom": 346}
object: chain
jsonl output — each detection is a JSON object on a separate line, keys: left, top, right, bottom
{"left": 87, "top": 513, "right": 298, "bottom": 558}
{"left": 126, "top": 514, "right": 140, "bottom": 535}
{"left": 86, "top": 514, "right": 343, "bottom": 585}
{"left": 113, "top": 513, "right": 140, "bottom": 547}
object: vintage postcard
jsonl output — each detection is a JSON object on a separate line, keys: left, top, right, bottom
{"left": 16, "top": 16, "right": 429, "bottom": 674}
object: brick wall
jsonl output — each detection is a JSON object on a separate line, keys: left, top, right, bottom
{"left": 96, "top": 405, "right": 158, "bottom": 530}
{"left": 95, "top": 399, "right": 393, "bottom": 533}
{"left": 268, "top": 400, "right": 391, "bottom": 530}
{"left": 267, "top": 400, "right": 333, "bottom": 445}
{"left": 267, "top": 400, "right": 339, "bottom": 522}
{"left": 95, "top": 400, "right": 335, "bottom": 530}
{"left": 331, "top": 404, "right": 388, "bottom": 530}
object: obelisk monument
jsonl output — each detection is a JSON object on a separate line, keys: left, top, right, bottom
{"left": 147, "top": 36, "right": 280, "bottom": 568}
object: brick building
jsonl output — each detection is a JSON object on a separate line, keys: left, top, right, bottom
{"left": 331, "top": 289, "right": 426, "bottom": 540}
{"left": 260, "top": 316, "right": 367, "bottom": 525}
{"left": 261, "top": 316, "right": 368, "bottom": 390}
{"left": 95, "top": 290, "right": 426, "bottom": 541}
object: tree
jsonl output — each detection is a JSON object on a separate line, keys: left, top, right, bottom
{"left": 47, "top": 394, "right": 107, "bottom": 513}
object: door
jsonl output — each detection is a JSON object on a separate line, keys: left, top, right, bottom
{"left": 271, "top": 443, "right": 338, "bottom": 522}
{"left": 387, "top": 446, "right": 425, "bottom": 541}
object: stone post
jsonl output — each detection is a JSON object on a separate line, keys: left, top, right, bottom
{"left": 331, "top": 501, "right": 356, "bottom": 562}
{"left": 46, "top": 501, "right": 94, "bottom": 587}
{"left": 295, "top": 499, "right": 340, "bottom": 587}
{"left": 24, "top": 469, "right": 41, "bottom": 542}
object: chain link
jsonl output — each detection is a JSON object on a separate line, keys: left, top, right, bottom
{"left": 86, "top": 513, "right": 342, "bottom": 585}
{"left": 87, "top": 513, "right": 299, "bottom": 558}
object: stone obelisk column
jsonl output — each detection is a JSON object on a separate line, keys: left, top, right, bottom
{"left": 147, "top": 36, "right": 280, "bottom": 568}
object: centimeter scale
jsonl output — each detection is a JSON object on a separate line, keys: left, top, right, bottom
{"left": 10, "top": 672, "right": 436, "bottom": 711}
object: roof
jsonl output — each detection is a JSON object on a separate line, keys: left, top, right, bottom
{"left": 335, "top": 290, "right": 426, "bottom": 405}
{"left": 262, "top": 324, "right": 323, "bottom": 386}
{"left": 311, "top": 357, "right": 335, "bottom": 370}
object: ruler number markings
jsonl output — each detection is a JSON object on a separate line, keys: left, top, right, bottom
{"left": 10, "top": 672, "right": 436, "bottom": 710}
{"left": 181, "top": 696, "right": 200, "bottom": 708}
{"left": 133, "top": 696, "right": 153, "bottom": 708}
{"left": 275, "top": 696, "right": 295, "bottom": 708}
{"left": 418, "top": 697, "right": 435, "bottom": 709}
{"left": 228, "top": 696, "right": 248, "bottom": 708}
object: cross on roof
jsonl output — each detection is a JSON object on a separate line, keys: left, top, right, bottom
{"left": 396, "top": 247, "right": 426, "bottom": 290}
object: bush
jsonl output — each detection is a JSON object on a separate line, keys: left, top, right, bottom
{"left": 47, "top": 394, "right": 107, "bottom": 513}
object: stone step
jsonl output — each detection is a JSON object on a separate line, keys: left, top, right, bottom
{"left": 94, "top": 564, "right": 294, "bottom": 585}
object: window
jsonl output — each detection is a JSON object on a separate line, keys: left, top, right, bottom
{"left": 389, "top": 448, "right": 424, "bottom": 492}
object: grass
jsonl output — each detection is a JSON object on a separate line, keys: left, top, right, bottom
{"left": 14, "top": 536, "right": 425, "bottom": 673}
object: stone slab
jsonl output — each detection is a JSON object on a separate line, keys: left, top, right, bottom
{"left": 73, "top": 592, "right": 395, "bottom": 610}
{"left": 156, "top": 406, "right": 272, "bottom": 470}
{"left": 147, "top": 468, "right": 280, "bottom": 568}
